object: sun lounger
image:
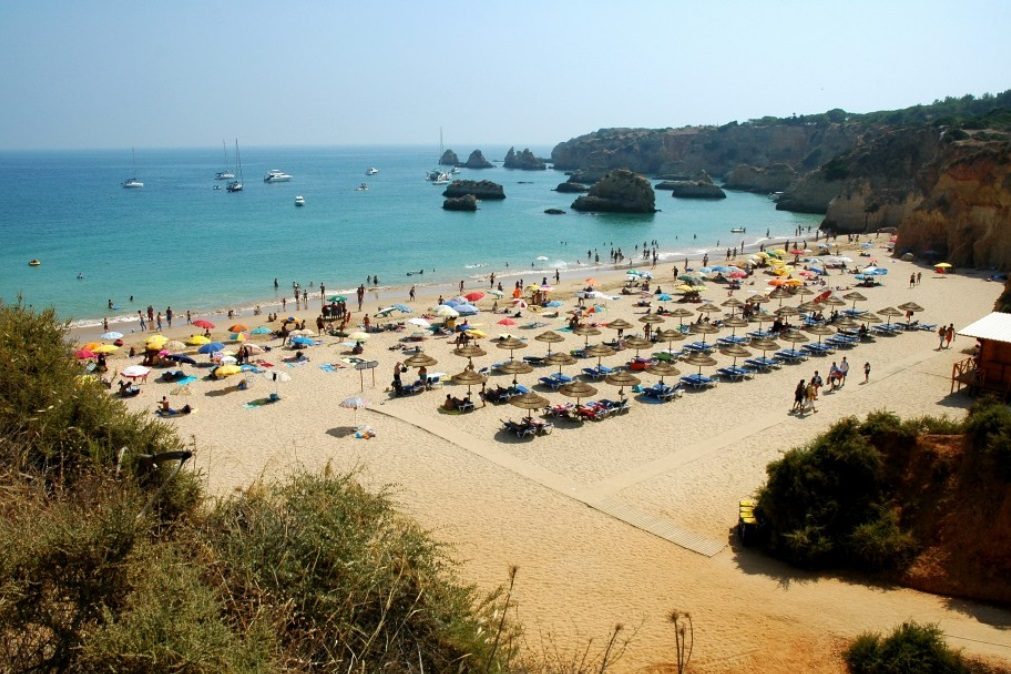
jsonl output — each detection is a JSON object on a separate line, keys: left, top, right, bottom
{"left": 522, "top": 355, "right": 546, "bottom": 367}
{"left": 574, "top": 402, "right": 605, "bottom": 421}
{"left": 747, "top": 329, "right": 773, "bottom": 340}
{"left": 598, "top": 398, "right": 631, "bottom": 416}
{"left": 547, "top": 402, "right": 575, "bottom": 418}
{"left": 717, "top": 335, "right": 749, "bottom": 346}
{"left": 801, "top": 343, "right": 834, "bottom": 356}
{"left": 744, "top": 356, "right": 780, "bottom": 371}
{"left": 538, "top": 373, "right": 574, "bottom": 390}
{"left": 825, "top": 335, "right": 857, "bottom": 349}
{"left": 683, "top": 341, "right": 715, "bottom": 353}
{"left": 871, "top": 324, "right": 901, "bottom": 336}
{"left": 716, "top": 366, "right": 753, "bottom": 381}
{"left": 581, "top": 365, "right": 614, "bottom": 380}
{"left": 774, "top": 348, "right": 808, "bottom": 363}
{"left": 680, "top": 373, "right": 718, "bottom": 389}
{"left": 627, "top": 357, "right": 654, "bottom": 371}
{"left": 641, "top": 383, "right": 679, "bottom": 401}
{"left": 918, "top": 322, "right": 938, "bottom": 331}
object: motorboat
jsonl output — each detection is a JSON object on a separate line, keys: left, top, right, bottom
{"left": 432, "top": 172, "right": 451, "bottom": 185}
{"left": 28, "top": 259, "right": 41, "bottom": 267}
{"left": 122, "top": 147, "right": 143, "bottom": 188}
{"left": 730, "top": 227, "right": 746, "bottom": 234}
{"left": 226, "top": 139, "right": 243, "bottom": 192}
{"left": 366, "top": 167, "right": 379, "bottom": 176}
{"left": 355, "top": 183, "right": 368, "bottom": 191}
{"left": 450, "top": 167, "right": 461, "bottom": 174}
{"left": 263, "top": 169, "right": 292, "bottom": 183}
{"left": 294, "top": 195, "right": 305, "bottom": 207}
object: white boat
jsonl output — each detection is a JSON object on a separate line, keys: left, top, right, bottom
{"left": 122, "top": 147, "right": 143, "bottom": 188}
{"left": 432, "top": 172, "right": 451, "bottom": 185}
{"left": 294, "top": 195, "right": 305, "bottom": 207}
{"left": 263, "top": 169, "right": 292, "bottom": 183}
{"left": 366, "top": 167, "right": 379, "bottom": 176}
{"left": 226, "top": 139, "right": 243, "bottom": 192}
{"left": 355, "top": 182, "right": 368, "bottom": 191}
{"left": 730, "top": 227, "right": 746, "bottom": 234}
{"left": 215, "top": 140, "right": 235, "bottom": 180}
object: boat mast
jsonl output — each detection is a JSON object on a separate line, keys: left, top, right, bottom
{"left": 235, "top": 138, "right": 242, "bottom": 181}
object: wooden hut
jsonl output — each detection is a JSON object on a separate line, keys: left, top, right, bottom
{"left": 952, "top": 312, "right": 1011, "bottom": 396}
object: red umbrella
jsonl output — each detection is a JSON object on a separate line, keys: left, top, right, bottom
{"left": 192, "top": 319, "right": 215, "bottom": 329}
{"left": 464, "top": 291, "right": 485, "bottom": 302}
{"left": 74, "top": 347, "right": 96, "bottom": 359}
{"left": 497, "top": 318, "right": 518, "bottom": 326}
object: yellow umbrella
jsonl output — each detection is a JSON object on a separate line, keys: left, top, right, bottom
{"left": 145, "top": 335, "right": 168, "bottom": 348}
{"left": 83, "top": 341, "right": 102, "bottom": 351}
{"left": 187, "top": 335, "right": 210, "bottom": 346}
{"left": 466, "top": 329, "right": 487, "bottom": 338}
{"left": 228, "top": 332, "right": 247, "bottom": 342}
{"left": 164, "top": 340, "right": 187, "bottom": 351}
{"left": 784, "top": 278, "right": 803, "bottom": 287}
{"left": 676, "top": 284, "right": 696, "bottom": 293}
{"left": 348, "top": 331, "right": 369, "bottom": 342}
{"left": 215, "top": 364, "right": 242, "bottom": 377}
{"left": 935, "top": 262, "right": 952, "bottom": 268}
{"left": 91, "top": 344, "right": 119, "bottom": 354}
{"left": 526, "top": 283, "right": 541, "bottom": 292}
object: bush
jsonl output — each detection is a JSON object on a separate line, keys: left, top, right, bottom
{"left": 965, "top": 398, "right": 1011, "bottom": 480}
{"left": 848, "top": 508, "right": 917, "bottom": 571}
{"left": 844, "top": 621, "right": 970, "bottom": 673}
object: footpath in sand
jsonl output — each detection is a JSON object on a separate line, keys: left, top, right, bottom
{"left": 108, "top": 248, "right": 1011, "bottom": 672}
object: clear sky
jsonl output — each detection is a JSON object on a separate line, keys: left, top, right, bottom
{"left": 1, "top": 0, "right": 1008, "bottom": 150}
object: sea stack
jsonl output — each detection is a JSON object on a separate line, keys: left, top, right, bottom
{"left": 442, "top": 180, "right": 505, "bottom": 200}
{"left": 503, "top": 147, "right": 547, "bottom": 170}
{"left": 461, "top": 150, "right": 493, "bottom": 169}
{"left": 570, "top": 169, "right": 656, "bottom": 213}
{"left": 443, "top": 195, "right": 478, "bottom": 211}
{"left": 439, "top": 149, "right": 460, "bottom": 166}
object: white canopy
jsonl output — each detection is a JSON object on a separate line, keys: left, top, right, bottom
{"left": 958, "top": 312, "right": 1011, "bottom": 345}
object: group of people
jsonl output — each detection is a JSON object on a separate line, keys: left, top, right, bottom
{"left": 792, "top": 357, "right": 871, "bottom": 415}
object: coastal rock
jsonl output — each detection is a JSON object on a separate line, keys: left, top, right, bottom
{"left": 504, "top": 147, "right": 547, "bottom": 170}
{"left": 723, "top": 163, "right": 798, "bottom": 193}
{"left": 555, "top": 182, "right": 589, "bottom": 193}
{"left": 570, "top": 169, "right": 656, "bottom": 214}
{"left": 439, "top": 150, "right": 459, "bottom": 166}
{"left": 462, "top": 150, "right": 493, "bottom": 169}
{"left": 442, "top": 179, "right": 505, "bottom": 200}
{"left": 663, "top": 181, "right": 727, "bottom": 199}
{"left": 443, "top": 194, "right": 478, "bottom": 211}
{"left": 544, "top": 208, "right": 566, "bottom": 215}
{"left": 566, "top": 169, "right": 608, "bottom": 185}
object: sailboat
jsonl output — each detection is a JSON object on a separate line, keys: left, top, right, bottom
{"left": 122, "top": 148, "right": 143, "bottom": 189}
{"left": 215, "top": 140, "right": 235, "bottom": 180}
{"left": 226, "top": 139, "right": 243, "bottom": 192}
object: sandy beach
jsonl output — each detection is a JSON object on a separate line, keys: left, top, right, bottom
{"left": 93, "top": 242, "right": 1011, "bottom": 672}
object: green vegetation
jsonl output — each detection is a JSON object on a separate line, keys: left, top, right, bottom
{"left": 0, "top": 302, "right": 516, "bottom": 672}
{"left": 755, "top": 405, "right": 1010, "bottom": 573}
{"left": 845, "top": 621, "right": 1002, "bottom": 674}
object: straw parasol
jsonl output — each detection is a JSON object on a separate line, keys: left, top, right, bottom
{"left": 681, "top": 350, "right": 718, "bottom": 376}
{"left": 545, "top": 351, "right": 576, "bottom": 374}
{"left": 721, "top": 297, "right": 744, "bottom": 315}
{"left": 689, "top": 322, "right": 720, "bottom": 346}
{"left": 843, "top": 291, "right": 868, "bottom": 310}
{"left": 606, "top": 318, "right": 634, "bottom": 332}
{"left": 768, "top": 286, "right": 791, "bottom": 306}
{"left": 876, "top": 306, "right": 904, "bottom": 325}
{"left": 860, "top": 312, "right": 883, "bottom": 324}
{"left": 404, "top": 351, "right": 438, "bottom": 368}
{"left": 722, "top": 316, "right": 749, "bottom": 338}
{"left": 572, "top": 324, "right": 601, "bottom": 346}
{"left": 719, "top": 343, "right": 752, "bottom": 367}
{"left": 534, "top": 330, "right": 565, "bottom": 354}
{"left": 622, "top": 335, "right": 652, "bottom": 355}
{"left": 794, "top": 286, "right": 815, "bottom": 297}
{"left": 509, "top": 391, "right": 549, "bottom": 420}
{"left": 584, "top": 343, "right": 615, "bottom": 366}
{"left": 797, "top": 301, "right": 821, "bottom": 314}
{"left": 605, "top": 370, "right": 641, "bottom": 399}
{"left": 451, "top": 368, "right": 487, "bottom": 394}
{"left": 897, "top": 301, "right": 925, "bottom": 313}
{"left": 666, "top": 308, "right": 695, "bottom": 325}
{"left": 805, "top": 323, "right": 835, "bottom": 346}
{"left": 639, "top": 313, "right": 666, "bottom": 325}
{"left": 823, "top": 294, "right": 847, "bottom": 307}
{"left": 496, "top": 336, "right": 527, "bottom": 359}
{"left": 749, "top": 336, "right": 780, "bottom": 359}
{"left": 497, "top": 359, "right": 533, "bottom": 384}
{"left": 646, "top": 360, "right": 681, "bottom": 383}
{"left": 834, "top": 316, "right": 859, "bottom": 329}
{"left": 779, "top": 330, "right": 809, "bottom": 347}
{"left": 453, "top": 343, "right": 487, "bottom": 367}
{"left": 559, "top": 381, "right": 598, "bottom": 404}
{"left": 696, "top": 303, "right": 721, "bottom": 314}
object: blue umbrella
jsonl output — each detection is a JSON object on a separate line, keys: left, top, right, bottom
{"left": 444, "top": 298, "right": 462, "bottom": 307}
{"left": 456, "top": 303, "right": 479, "bottom": 315}
{"left": 546, "top": 300, "right": 563, "bottom": 307}
{"left": 198, "top": 342, "right": 225, "bottom": 354}
{"left": 392, "top": 303, "right": 412, "bottom": 313}
{"left": 251, "top": 326, "right": 272, "bottom": 335}
{"left": 291, "top": 336, "right": 315, "bottom": 346}
{"left": 101, "top": 331, "right": 124, "bottom": 340}
{"left": 658, "top": 293, "right": 673, "bottom": 301}
{"left": 167, "top": 354, "right": 197, "bottom": 365}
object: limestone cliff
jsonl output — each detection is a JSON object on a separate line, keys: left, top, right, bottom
{"left": 571, "top": 169, "right": 655, "bottom": 214}
{"left": 442, "top": 180, "right": 505, "bottom": 200}
{"left": 723, "top": 163, "right": 797, "bottom": 192}
{"left": 439, "top": 150, "right": 459, "bottom": 166}
{"left": 503, "top": 147, "right": 546, "bottom": 170}
{"left": 461, "top": 150, "right": 493, "bottom": 169}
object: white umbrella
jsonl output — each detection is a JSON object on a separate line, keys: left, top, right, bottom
{"left": 100, "top": 331, "right": 124, "bottom": 340}
{"left": 435, "top": 305, "right": 459, "bottom": 318}
{"left": 242, "top": 343, "right": 265, "bottom": 355}
{"left": 408, "top": 317, "right": 431, "bottom": 328}
{"left": 121, "top": 365, "right": 150, "bottom": 379}
{"left": 348, "top": 331, "right": 369, "bottom": 342}
{"left": 339, "top": 395, "right": 369, "bottom": 426}
{"left": 261, "top": 370, "right": 292, "bottom": 397}
{"left": 488, "top": 289, "right": 505, "bottom": 298}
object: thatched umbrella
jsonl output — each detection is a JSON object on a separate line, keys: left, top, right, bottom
{"left": 749, "top": 308, "right": 774, "bottom": 329}
{"left": 509, "top": 391, "right": 549, "bottom": 421}
{"left": 860, "top": 312, "right": 883, "bottom": 324}
{"left": 496, "top": 336, "right": 527, "bottom": 360}
{"left": 534, "top": 330, "right": 565, "bottom": 355}
{"left": 805, "top": 322, "right": 835, "bottom": 346}
{"left": 794, "top": 286, "right": 815, "bottom": 297}
{"left": 797, "top": 301, "right": 821, "bottom": 314}
{"left": 774, "top": 305, "right": 799, "bottom": 328}
{"left": 897, "top": 301, "right": 925, "bottom": 313}
{"left": 666, "top": 307, "right": 695, "bottom": 326}
{"left": 404, "top": 351, "right": 438, "bottom": 368}
{"left": 681, "top": 350, "right": 718, "bottom": 376}
{"left": 843, "top": 291, "right": 868, "bottom": 311}
{"left": 605, "top": 370, "right": 641, "bottom": 400}
{"left": 719, "top": 343, "right": 753, "bottom": 368}
{"left": 749, "top": 336, "right": 780, "bottom": 360}
{"left": 877, "top": 306, "right": 904, "bottom": 326}
{"left": 622, "top": 335, "right": 652, "bottom": 356}
{"left": 584, "top": 343, "right": 615, "bottom": 366}
{"left": 453, "top": 343, "right": 486, "bottom": 368}
{"left": 778, "top": 330, "right": 809, "bottom": 353}
{"left": 545, "top": 351, "right": 576, "bottom": 374}
{"left": 639, "top": 313, "right": 666, "bottom": 326}
{"left": 722, "top": 297, "right": 745, "bottom": 315}
{"left": 498, "top": 359, "right": 533, "bottom": 385}
{"left": 834, "top": 316, "right": 859, "bottom": 330}
{"left": 559, "top": 381, "right": 598, "bottom": 405}
{"left": 696, "top": 303, "right": 721, "bottom": 315}
{"left": 606, "top": 318, "right": 634, "bottom": 333}
{"left": 646, "top": 360, "right": 681, "bottom": 384}
{"left": 451, "top": 368, "right": 487, "bottom": 394}
{"left": 823, "top": 294, "right": 847, "bottom": 307}
{"left": 654, "top": 328, "right": 685, "bottom": 360}
{"left": 722, "top": 316, "right": 749, "bottom": 339}
{"left": 768, "top": 286, "right": 791, "bottom": 307}
{"left": 573, "top": 324, "right": 601, "bottom": 347}
{"left": 689, "top": 321, "right": 720, "bottom": 347}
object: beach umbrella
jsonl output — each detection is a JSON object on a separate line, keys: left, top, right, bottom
{"left": 534, "top": 330, "right": 565, "bottom": 354}
{"left": 488, "top": 289, "right": 505, "bottom": 298}
{"left": 584, "top": 343, "right": 615, "bottom": 366}
{"left": 465, "top": 329, "right": 487, "bottom": 339}
{"left": 696, "top": 303, "right": 721, "bottom": 314}
{"left": 251, "top": 326, "right": 273, "bottom": 335}
{"left": 163, "top": 340, "right": 186, "bottom": 352}
{"left": 639, "top": 314, "right": 666, "bottom": 326}
{"left": 655, "top": 328, "right": 686, "bottom": 354}
{"left": 260, "top": 370, "right": 291, "bottom": 396}
{"left": 665, "top": 308, "right": 694, "bottom": 326}
{"left": 778, "top": 330, "right": 809, "bottom": 351}
{"left": 215, "top": 364, "right": 242, "bottom": 378}
{"left": 145, "top": 334, "right": 168, "bottom": 348}
{"left": 392, "top": 303, "right": 412, "bottom": 313}
{"left": 572, "top": 325, "right": 601, "bottom": 347}
{"left": 860, "top": 313, "right": 883, "bottom": 324}
{"left": 435, "top": 305, "right": 460, "bottom": 318}
{"left": 451, "top": 368, "right": 486, "bottom": 394}
{"left": 584, "top": 278, "right": 599, "bottom": 287}
{"left": 511, "top": 299, "right": 528, "bottom": 309}
{"left": 404, "top": 351, "right": 438, "bottom": 368}
{"left": 75, "top": 347, "right": 96, "bottom": 360}
{"left": 508, "top": 391, "right": 549, "bottom": 421}
{"left": 646, "top": 361, "right": 681, "bottom": 384}
{"left": 408, "top": 317, "right": 432, "bottom": 329}
{"left": 822, "top": 295, "right": 847, "bottom": 307}
{"left": 797, "top": 301, "right": 820, "bottom": 314}
{"left": 833, "top": 316, "right": 859, "bottom": 330}
{"left": 606, "top": 318, "right": 634, "bottom": 332}
{"left": 453, "top": 343, "right": 486, "bottom": 366}
{"left": 497, "top": 318, "right": 518, "bottom": 326}
{"left": 192, "top": 319, "right": 215, "bottom": 329}
{"left": 877, "top": 306, "right": 904, "bottom": 326}
{"left": 83, "top": 342, "right": 102, "bottom": 351}
{"left": 327, "top": 295, "right": 347, "bottom": 302}
{"left": 456, "top": 303, "right": 480, "bottom": 316}
{"left": 167, "top": 353, "right": 197, "bottom": 365}
{"left": 496, "top": 336, "right": 527, "bottom": 360}
{"left": 100, "top": 331, "right": 124, "bottom": 340}
{"left": 121, "top": 364, "right": 150, "bottom": 379}
{"left": 291, "top": 336, "right": 315, "bottom": 346}
{"left": 897, "top": 302, "right": 925, "bottom": 314}
{"left": 689, "top": 322, "right": 720, "bottom": 346}
{"left": 92, "top": 344, "right": 119, "bottom": 354}
{"left": 339, "top": 395, "right": 368, "bottom": 426}
{"left": 721, "top": 297, "right": 744, "bottom": 315}
{"left": 722, "top": 316, "right": 749, "bottom": 338}
{"left": 559, "top": 381, "right": 597, "bottom": 405}
{"left": 805, "top": 323, "right": 835, "bottom": 346}
{"left": 228, "top": 323, "right": 249, "bottom": 333}
{"left": 605, "top": 370, "right": 640, "bottom": 400}
{"left": 229, "top": 332, "right": 247, "bottom": 342}
{"left": 681, "top": 351, "right": 717, "bottom": 376}
{"left": 187, "top": 335, "right": 210, "bottom": 346}
{"left": 464, "top": 291, "right": 485, "bottom": 302}
{"left": 348, "top": 331, "right": 369, "bottom": 342}
{"left": 376, "top": 306, "right": 398, "bottom": 317}
{"left": 545, "top": 350, "right": 576, "bottom": 374}
{"left": 719, "top": 344, "right": 752, "bottom": 368}
{"left": 498, "top": 359, "right": 533, "bottom": 384}
{"left": 657, "top": 293, "right": 673, "bottom": 301}
{"left": 843, "top": 291, "right": 868, "bottom": 311}
{"left": 197, "top": 342, "right": 225, "bottom": 355}
{"left": 749, "top": 337, "right": 780, "bottom": 360}
{"left": 622, "top": 335, "right": 652, "bottom": 353}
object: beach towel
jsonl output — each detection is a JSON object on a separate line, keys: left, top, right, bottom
{"left": 341, "top": 356, "right": 365, "bottom": 365}
{"left": 319, "top": 363, "right": 338, "bottom": 373}
{"left": 285, "top": 360, "right": 308, "bottom": 368}
{"left": 256, "top": 360, "right": 274, "bottom": 368}
{"left": 175, "top": 375, "right": 198, "bottom": 386}
{"left": 243, "top": 397, "right": 279, "bottom": 409}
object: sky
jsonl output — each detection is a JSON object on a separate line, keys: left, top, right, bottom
{"left": 1, "top": 0, "right": 1008, "bottom": 150}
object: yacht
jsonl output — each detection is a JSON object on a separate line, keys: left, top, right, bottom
{"left": 294, "top": 195, "right": 305, "bottom": 207}
{"left": 263, "top": 169, "right": 292, "bottom": 183}
{"left": 215, "top": 140, "right": 234, "bottom": 180}
{"left": 432, "top": 172, "right": 451, "bottom": 185}
{"left": 226, "top": 139, "right": 243, "bottom": 192}
{"left": 366, "top": 167, "right": 379, "bottom": 176}
{"left": 122, "top": 147, "right": 143, "bottom": 188}
{"left": 355, "top": 182, "right": 368, "bottom": 191}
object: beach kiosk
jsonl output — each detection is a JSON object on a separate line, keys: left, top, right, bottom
{"left": 951, "top": 312, "right": 1011, "bottom": 396}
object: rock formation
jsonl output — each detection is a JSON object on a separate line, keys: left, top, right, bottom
{"left": 442, "top": 180, "right": 505, "bottom": 200}
{"left": 503, "top": 147, "right": 547, "bottom": 170}
{"left": 443, "top": 195, "right": 478, "bottom": 211}
{"left": 662, "top": 181, "right": 727, "bottom": 199}
{"left": 570, "top": 169, "right": 656, "bottom": 214}
{"left": 461, "top": 150, "right": 493, "bottom": 169}
{"left": 544, "top": 208, "right": 566, "bottom": 215}
{"left": 723, "top": 163, "right": 798, "bottom": 193}
{"left": 554, "top": 182, "right": 589, "bottom": 193}
{"left": 439, "top": 150, "right": 459, "bottom": 166}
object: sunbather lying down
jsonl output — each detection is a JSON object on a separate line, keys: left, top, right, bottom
{"left": 157, "top": 396, "right": 193, "bottom": 417}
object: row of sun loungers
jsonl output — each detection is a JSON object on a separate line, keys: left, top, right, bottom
{"left": 545, "top": 399, "right": 631, "bottom": 421}
{"left": 500, "top": 418, "right": 553, "bottom": 438}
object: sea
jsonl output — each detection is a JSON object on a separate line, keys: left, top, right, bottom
{"left": 0, "top": 145, "right": 821, "bottom": 327}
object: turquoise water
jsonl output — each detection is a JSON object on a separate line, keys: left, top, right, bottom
{"left": 0, "top": 145, "right": 820, "bottom": 326}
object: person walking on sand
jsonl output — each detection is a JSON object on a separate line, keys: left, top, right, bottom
{"left": 838, "top": 357, "right": 849, "bottom": 387}
{"left": 863, "top": 361, "right": 871, "bottom": 383}
{"left": 945, "top": 323, "right": 955, "bottom": 349}
{"left": 792, "top": 379, "right": 806, "bottom": 413}
{"left": 810, "top": 370, "right": 823, "bottom": 399}
{"left": 409, "top": 285, "right": 416, "bottom": 302}
{"left": 938, "top": 324, "right": 947, "bottom": 349}
{"left": 138, "top": 311, "right": 146, "bottom": 332}
{"left": 804, "top": 380, "right": 818, "bottom": 414}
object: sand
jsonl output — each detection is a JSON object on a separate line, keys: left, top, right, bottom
{"left": 96, "top": 243, "right": 1011, "bottom": 672}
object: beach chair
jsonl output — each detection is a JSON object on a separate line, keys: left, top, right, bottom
{"left": 581, "top": 365, "right": 613, "bottom": 381}
{"left": 801, "top": 343, "right": 834, "bottom": 357}
{"left": 538, "top": 373, "right": 573, "bottom": 391}
{"left": 574, "top": 402, "right": 605, "bottom": 421}
{"left": 744, "top": 356, "right": 780, "bottom": 371}
{"left": 773, "top": 349, "right": 807, "bottom": 363}
{"left": 547, "top": 402, "right": 575, "bottom": 418}
{"left": 457, "top": 398, "right": 475, "bottom": 413}
{"left": 717, "top": 335, "right": 749, "bottom": 347}
{"left": 680, "top": 373, "right": 717, "bottom": 389}
{"left": 716, "top": 366, "right": 752, "bottom": 382}
{"left": 523, "top": 355, "right": 546, "bottom": 367}
{"left": 627, "top": 357, "right": 654, "bottom": 371}
{"left": 598, "top": 398, "right": 630, "bottom": 417}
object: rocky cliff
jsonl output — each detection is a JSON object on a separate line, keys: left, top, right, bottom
{"left": 443, "top": 194, "right": 478, "bottom": 211}
{"left": 503, "top": 147, "right": 546, "bottom": 170}
{"left": 461, "top": 150, "right": 493, "bottom": 169}
{"left": 723, "top": 163, "right": 797, "bottom": 192}
{"left": 442, "top": 180, "right": 505, "bottom": 200}
{"left": 571, "top": 169, "right": 655, "bottom": 214}
{"left": 662, "top": 181, "right": 727, "bottom": 199}
{"left": 439, "top": 150, "right": 459, "bottom": 166}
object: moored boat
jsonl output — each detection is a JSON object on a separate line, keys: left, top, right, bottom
{"left": 264, "top": 169, "right": 292, "bottom": 183}
{"left": 294, "top": 195, "right": 305, "bottom": 207}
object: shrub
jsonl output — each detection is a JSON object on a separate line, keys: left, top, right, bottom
{"left": 965, "top": 398, "right": 1011, "bottom": 480}
{"left": 848, "top": 508, "right": 917, "bottom": 571}
{"left": 844, "top": 621, "right": 970, "bottom": 673}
